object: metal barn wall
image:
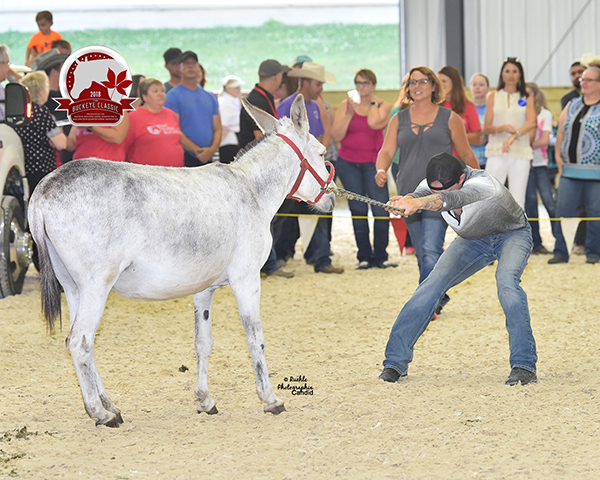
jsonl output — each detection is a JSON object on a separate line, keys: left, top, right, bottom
{"left": 402, "top": 0, "right": 600, "bottom": 87}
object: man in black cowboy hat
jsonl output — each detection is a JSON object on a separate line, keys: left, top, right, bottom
{"left": 379, "top": 152, "right": 537, "bottom": 387}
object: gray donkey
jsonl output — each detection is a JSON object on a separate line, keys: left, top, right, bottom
{"left": 29, "top": 95, "right": 336, "bottom": 427}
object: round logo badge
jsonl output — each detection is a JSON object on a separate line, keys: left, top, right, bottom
{"left": 56, "top": 46, "right": 135, "bottom": 126}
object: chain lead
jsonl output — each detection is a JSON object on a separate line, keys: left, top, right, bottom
{"left": 322, "top": 186, "right": 405, "bottom": 214}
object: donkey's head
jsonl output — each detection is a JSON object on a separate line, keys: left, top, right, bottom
{"left": 242, "top": 95, "right": 336, "bottom": 212}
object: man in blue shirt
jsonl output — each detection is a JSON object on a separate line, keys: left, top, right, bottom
{"left": 165, "top": 51, "right": 221, "bottom": 167}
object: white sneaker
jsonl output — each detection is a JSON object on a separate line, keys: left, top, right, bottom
{"left": 356, "top": 261, "right": 371, "bottom": 270}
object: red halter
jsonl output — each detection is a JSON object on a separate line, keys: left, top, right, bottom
{"left": 276, "top": 133, "right": 335, "bottom": 205}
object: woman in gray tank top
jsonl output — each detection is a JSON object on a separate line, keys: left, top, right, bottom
{"left": 376, "top": 66, "right": 479, "bottom": 314}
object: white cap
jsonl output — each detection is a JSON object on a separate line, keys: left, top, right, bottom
{"left": 222, "top": 75, "right": 244, "bottom": 88}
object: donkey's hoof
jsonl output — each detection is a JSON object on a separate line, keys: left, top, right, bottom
{"left": 96, "top": 412, "right": 123, "bottom": 428}
{"left": 198, "top": 404, "right": 218, "bottom": 415}
{"left": 264, "top": 402, "right": 286, "bottom": 415}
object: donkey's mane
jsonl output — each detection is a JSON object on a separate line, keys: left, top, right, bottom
{"left": 233, "top": 116, "right": 294, "bottom": 163}
{"left": 234, "top": 133, "right": 272, "bottom": 163}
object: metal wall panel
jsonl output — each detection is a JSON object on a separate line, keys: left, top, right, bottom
{"left": 404, "top": 0, "right": 600, "bottom": 87}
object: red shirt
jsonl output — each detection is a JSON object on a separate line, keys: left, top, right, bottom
{"left": 443, "top": 99, "right": 481, "bottom": 157}
{"left": 124, "top": 107, "right": 184, "bottom": 167}
{"left": 73, "top": 128, "right": 126, "bottom": 162}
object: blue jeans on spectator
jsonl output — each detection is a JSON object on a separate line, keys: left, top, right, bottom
{"left": 336, "top": 157, "right": 390, "bottom": 266}
{"left": 405, "top": 211, "right": 447, "bottom": 283}
{"left": 525, "top": 166, "right": 568, "bottom": 259}
{"left": 383, "top": 224, "right": 537, "bottom": 376}
{"left": 556, "top": 177, "right": 600, "bottom": 261}
{"left": 304, "top": 217, "right": 333, "bottom": 272}
{"left": 272, "top": 199, "right": 299, "bottom": 263}
{"left": 268, "top": 199, "right": 332, "bottom": 273}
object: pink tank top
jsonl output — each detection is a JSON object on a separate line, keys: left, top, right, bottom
{"left": 338, "top": 107, "right": 384, "bottom": 164}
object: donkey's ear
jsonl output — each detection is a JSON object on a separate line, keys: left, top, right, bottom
{"left": 290, "top": 94, "right": 309, "bottom": 138}
{"left": 242, "top": 97, "right": 279, "bottom": 134}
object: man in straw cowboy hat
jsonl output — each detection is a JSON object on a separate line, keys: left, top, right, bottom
{"left": 275, "top": 62, "right": 344, "bottom": 274}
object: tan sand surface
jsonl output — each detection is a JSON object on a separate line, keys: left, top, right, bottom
{"left": 1, "top": 202, "right": 599, "bottom": 479}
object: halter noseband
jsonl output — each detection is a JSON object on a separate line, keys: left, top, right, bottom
{"left": 276, "top": 133, "right": 335, "bottom": 205}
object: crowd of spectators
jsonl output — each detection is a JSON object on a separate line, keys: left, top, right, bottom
{"left": 2, "top": 8, "right": 599, "bottom": 279}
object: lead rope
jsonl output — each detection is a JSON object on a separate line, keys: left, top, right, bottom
{"left": 321, "top": 185, "right": 405, "bottom": 215}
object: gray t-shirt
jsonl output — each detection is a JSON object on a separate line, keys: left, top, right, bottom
{"left": 395, "top": 106, "right": 453, "bottom": 195}
{"left": 411, "top": 167, "right": 527, "bottom": 240}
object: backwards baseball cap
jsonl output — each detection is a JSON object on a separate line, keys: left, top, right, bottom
{"left": 426, "top": 152, "right": 466, "bottom": 191}
{"left": 180, "top": 50, "right": 199, "bottom": 63}
{"left": 32, "top": 48, "right": 69, "bottom": 72}
{"left": 164, "top": 47, "right": 182, "bottom": 64}
{"left": 287, "top": 62, "right": 337, "bottom": 84}
{"left": 258, "top": 59, "right": 290, "bottom": 77}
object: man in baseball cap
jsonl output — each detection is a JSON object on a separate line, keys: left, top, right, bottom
{"left": 164, "top": 49, "right": 222, "bottom": 168}
{"left": 31, "top": 48, "right": 68, "bottom": 72}
{"left": 258, "top": 59, "right": 290, "bottom": 78}
{"left": 379, "top": 152, "right": 537, "bottom": 386}
{"left": 238, "top": 58, "right": 294, "bottom": 278}
{"left": 163, "top": 47, "right": 182, "bottom": 93}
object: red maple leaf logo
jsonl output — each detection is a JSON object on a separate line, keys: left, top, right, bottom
{"left": 101, "top": 68, "right": 133, "bottom": 100}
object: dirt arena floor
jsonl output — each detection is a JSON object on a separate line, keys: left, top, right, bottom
{"left": 1, "top": 199, "right": 599, "bottom": 479}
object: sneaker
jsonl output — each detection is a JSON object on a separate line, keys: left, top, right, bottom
{"left": 548, "top": 256, "right": 567, "bottom": 264}
{"left": 403, "top": 247, "right": 415, "bottom": 256}
{"left": 356, "top": 261, "right": 371, "bottom": 270}
{"left": 505, "top": 367, "right": 537, "bottom": 386}
{"left": 267, "top": 268, "right": 294, "bottom": 278}
{"left": 435, "top": 294, "right": 450, "bottom": 315}
{"left": 586, "top": 257, "right": 599, "bottom": 264}
{"left": 319, "top": 264, "right": 344, "bottom": 274}
{"left": 572, "top": 245, "right": 585, "bottom": 255}
{"left": 532, "top": 246, "right": 551, "bottom": 255}
{"left": 378, "top": 367, "right": 406, "bottom": 383}
{"left": 376, "top": 260, "right": 398, "bottom": 269}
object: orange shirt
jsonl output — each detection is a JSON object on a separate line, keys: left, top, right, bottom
{"left": 27, "top": 30, "right": 62, "bottom": 54}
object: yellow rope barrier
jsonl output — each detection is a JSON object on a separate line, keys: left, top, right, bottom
{"left": 274, "top": 213, "right": 600, "bottom": 221}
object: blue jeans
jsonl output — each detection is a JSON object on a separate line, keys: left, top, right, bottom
{"left": 525, "top": 166, "right": 568, "bottom": 259}
{"left": 556, "top": 177, "right": 600, "bottom": 260}
{"left": 264, "top": 200, "right": 333, "bottom": 273}
{"left": 405, "top": 211, "right": 447, "bottom": 283}
{"left": 336, "top": 157, "right": 389, "bottom": 266}
{"left": 383, "top": 225, "right": 537, "bottom": 375}
{"left": 305, "top": 217, "right": 333, "bottom": 272}
{"left": 273, "top": 199, "right": 300, "bottom": 263}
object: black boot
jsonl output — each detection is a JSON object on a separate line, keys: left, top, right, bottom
{"left": 505, "top": 367, "right": 537, "bottom": 386}
{"left": 378, "top": 368, "right": 406, "bottom": 383}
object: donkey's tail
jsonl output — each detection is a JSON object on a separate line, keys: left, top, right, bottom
{"left": 37, "top": 226, "right": 62, "bottom": 333}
